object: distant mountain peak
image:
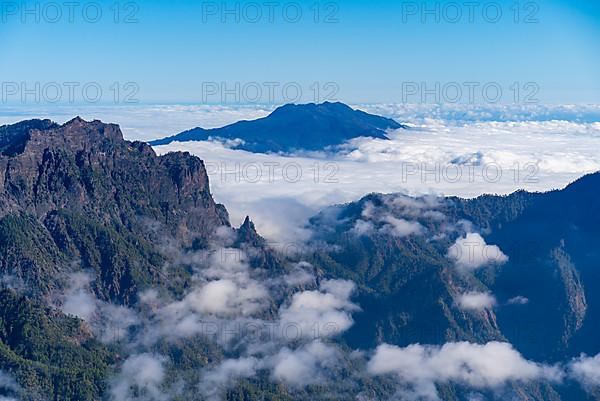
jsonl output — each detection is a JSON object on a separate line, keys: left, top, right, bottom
{"left": 271, "top": 101, "right": 351, "bottom": 112}
{"left": 58, "top": 116, "right": 123, "bottom": 139}
{"left": 65, "top": 116, "right": 87, "bottom": 125}
{"left": 149, "top": 102, "right": 406, "bottom": 153}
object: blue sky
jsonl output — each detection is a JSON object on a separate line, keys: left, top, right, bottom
{"left": 0, "top": 0, "right": 599, "bottom": 104}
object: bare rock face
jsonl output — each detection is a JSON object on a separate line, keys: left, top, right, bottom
{"left": 0, "top": 119, "right": 58, "bottom": 156}
{"left": 0, "top": 117, "right": 230, "bottom": 302}
{"left": 552, "top": 248, "right": 587, "bottom": 345}
{"left": 1, "top": 117, "right": 227, "bottom": 228}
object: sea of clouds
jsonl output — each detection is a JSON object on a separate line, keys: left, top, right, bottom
{"left": 150, "top": 103, "right": 600, "bottom": 242}
{"left": 156, "top": 117, "right": 600, "bottom": 242}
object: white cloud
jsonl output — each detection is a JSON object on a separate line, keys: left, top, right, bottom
{"left": 507, "top": 296, "right": 529, "bottom": 305}
{"left": 60, "top": 272, "right": 97, "bottom": 321}
{"left": 180, "top": 278, "right": 268, "bottom": 317}
{"left": 358, "top": 103, "right": 600, "bottom": 125}
{"left": 447, "top": 233, "right": 508, "bottom": 270}
{"left": 350, "top": 219, "right": 375, "bottom": 236}
{"left": 569, "top": 353, "right": 600, "bottom": 389}
{"left": 110, "top": 354, "right": 167, "bottom": 401}
{"left": 368, "top": 341, "right": 563, "bottom": 400}
{"left": 59, "top": 272, "right": 139, "bottom": 343}
{"left": 199, "top": 342, "right": 343, "bottom": 397}
{"left": 458, "top": 292, "right": 497, "bottom": 311}
{"left": 0, "top": 371, "right": 19, "bottom": 401}
{"left": 380, "top": 215, "right": 424, "bottom": 237}
{"left": 269, "top": 342, "right": 340, "bottom": 387}
{"left": 135, "top": 243, "right": 359, "bottom": 352}
{"left": 0, "top": 275, "right": 25, "bottom": 292}
{"left": 283, "top": 262, "right": 316, "bottom": 287}
{"left": 62, "top": 287, "right": 98, "bottom": 321}
{"left": 140, "top": 255, "right": 360, "bottom": 394}
{"left": 200, "top": 357, "right": 260, "bottom": 400}
{"left": 182, "top": 249, "right": 268, "bottom": 317}
{"left": 279, "top": 279, "right": 358, "bottom": 339}
{"left": 143, "top": 248, "right": 271, "bottom": 342}
{"left": 350, "top": 197, "right": 432, "bottom": 238}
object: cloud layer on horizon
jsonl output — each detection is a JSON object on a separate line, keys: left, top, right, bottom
{"left": 3, "top": 103, "right": 600, "bottom": 244}
{"left": 153, "top": 115, "right": 600, "bottom": 241}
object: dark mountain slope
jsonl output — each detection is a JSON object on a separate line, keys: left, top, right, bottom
{"left": 0, "top": 117, "right": 290, "bottom": 401}
{"left": 308, "top": 193, "right": 507, "bottom": 349}
{"left": 0, "top": 117, "right": 231, "bottom": 303}
{"left": 0, "top": 288, "right": 114, "bottom": 401}
{"left": 306, "top": 173, "right": 600, "bottom": 400}
{"left": 451, "top": 173, "right": 600, "bottom": 362}
{"left": 149, "top": 102, "right": 405, "bottom": 153}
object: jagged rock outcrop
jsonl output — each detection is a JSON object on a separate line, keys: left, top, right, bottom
{"left": 548, "top": 248, "right": 587, "bottom": 344}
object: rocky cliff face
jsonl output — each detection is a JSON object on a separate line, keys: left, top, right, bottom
{"left": 0, "top": 119, "right": 58, "bottom": 156}
{"left": 1, "top": 117, "right": 227, "bottom": 229}
{"left": 0, "top": 118, "right": 280, "bottom": 401}
{"left": 0, "top": 117, "right": 230, "bottom": 302}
